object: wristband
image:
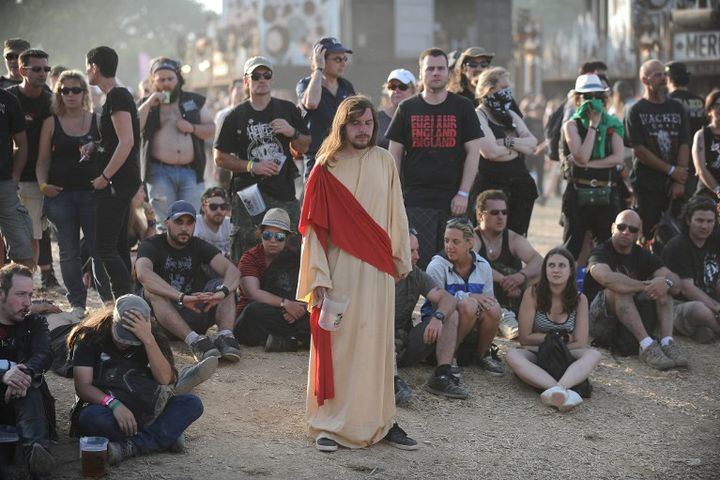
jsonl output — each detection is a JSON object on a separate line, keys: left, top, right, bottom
{"left": 39, "top": 183, "right": 47, "bottom": 194}
{"left": 667, "top": 166, "right": 676, "bottom": 177}
{"left": 456, "top": 191, "right": 469, "bottom": 198}
{"left": 101, "top": 172, "right": 111, "bottom": 182}
{"left": 246, "top": 161, "right": 254, "bottom": 173}
{"left": 280, "top": 298, "right": 286, "bottom": 310}
{"left": 178, "top": 293, "right": 185, "bottom": 305}
{"left": 109, "top": 399, "right": 122, "bottom": 411}
{"left": 101, "top": 394, "right": 115, "bottom": 407}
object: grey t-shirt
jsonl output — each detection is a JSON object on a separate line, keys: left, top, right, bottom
{"left": 394, "top": 265, "right": 438, "bottom": 331}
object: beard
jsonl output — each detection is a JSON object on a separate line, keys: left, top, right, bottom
{"left": 169, "top": 83, "right": 182, "bottom": 103}
{"left": 349, "top": 136, "right": 371, "bottom": 150}
{"left": 168, "top": 229, "right": 191, "bottom": 247}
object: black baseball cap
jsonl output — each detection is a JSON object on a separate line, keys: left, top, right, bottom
{"left": 315, "top": 37, "right": 352, "bottom": 54}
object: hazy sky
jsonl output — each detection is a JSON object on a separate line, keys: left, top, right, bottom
{"left": 197, "top": 0, "right": 222, "bottom": 13}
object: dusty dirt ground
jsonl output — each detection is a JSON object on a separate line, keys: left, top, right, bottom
{"left": 4, "top": 197, "right": 720, "bottom": 479}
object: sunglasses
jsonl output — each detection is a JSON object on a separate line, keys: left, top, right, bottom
{"left": 446, "top": 217, "right": 472, "bottom": 227}
{"left": 466, "top": 60, "right": 490, "bottom": 69}
{"left": 388, "top": 83, "right": 409, "bottom": 91}
{"left": 329, "top": 56, "right": 349, "bottom": 64}
{"left": 616, "top": 223, "right": 640, "bottom": 234}
{"left": 206, "top": 202, "right": 229, "bottom": 211}
{"left": 4, "top": 53, "right": 19, "bottom": 61}
{"left": 60, "top": 87, "right": 84, "bottom": 95}
{"left": 484, "top": 209, "right": 508, "bottom": 216}
{"left": 249, "top": 71, "right": 272, "bottom": 81}
{"left": 24, "top": 66, "right": 51, "bottom": 73}
{"left": 261, "top": 231, "right": 287, "bottom": 242}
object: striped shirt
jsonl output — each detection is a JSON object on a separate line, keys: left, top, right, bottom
{"left": 533, "top": 309, "right": 576, "bottom": 334}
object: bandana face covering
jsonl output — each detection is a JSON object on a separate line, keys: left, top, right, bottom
{"left": 483, "top": 87, "right": 516, "bottom": 129}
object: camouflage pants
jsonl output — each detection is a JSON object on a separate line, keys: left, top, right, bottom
{"left": 230, "top": 193, "right": 300, "bottom": 263}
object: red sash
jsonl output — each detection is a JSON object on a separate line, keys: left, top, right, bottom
{"left": 299, "top": 164, "right": 396, "bottom": 406}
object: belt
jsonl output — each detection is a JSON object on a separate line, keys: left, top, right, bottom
{"left": 574, "top": 178, "right": 612, "bottom": 188}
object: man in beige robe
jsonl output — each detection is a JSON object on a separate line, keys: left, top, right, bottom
{"left": 297, "top": 96, "right": 416, "bottom": 451}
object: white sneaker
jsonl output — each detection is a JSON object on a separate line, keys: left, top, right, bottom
{"left": 498, "top": 309, "right": 519, "bottom": 339}
{"left": 559, "top": 389, "right": 583, "bottom": 412}
{"left": 71, "top": 306, "right": 86, "bottom": 320}
{"left": 540, "top": 385, "right": 567, "bottom": 409}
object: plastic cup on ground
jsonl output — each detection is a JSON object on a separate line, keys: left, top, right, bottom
{"left": 80, "top": 436, "right": 108, "bottom": 477}
{"left": 318, "top": 293, "right": 349, "bottom": 331}
{"left": 237, "top": 183, "right": 266, "bottom": 216}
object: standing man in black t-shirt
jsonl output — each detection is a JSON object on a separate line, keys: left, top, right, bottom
{"left": 136, "top": 200, "right": 242, "bottom": 365}
{"left": 85, "top": 46, "right": 142, "bottom": 299}
{"left": 584, "top": 210, "right": 687, "bottom": 370}
{"left": 296, "top": 37, "right": 355, "bottom": 181}
{"left": 387, "top": 47, "right": 482, "bottom": 268}
{"left": 624, "top": 59, "right": 691, "bottom": 241}
{"left": 661, "top": 197, "right": 720, "bottom": 343}
{"left": 215, "top": 56, "right": 310, "bottom": 261}
{"left": 0, "top": 38, "right": 30, "bottom": 89}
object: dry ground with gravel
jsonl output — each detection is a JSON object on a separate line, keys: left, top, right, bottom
{"left": 4, "top": 197, "right": 720, "bottom": 479}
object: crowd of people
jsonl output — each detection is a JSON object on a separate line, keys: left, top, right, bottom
{"left": 0, "top": 32, "right": 718, "bottom": 475}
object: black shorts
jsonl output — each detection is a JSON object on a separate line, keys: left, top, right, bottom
{"left": 396, "top": 317, "right": 437, "bottom": 367}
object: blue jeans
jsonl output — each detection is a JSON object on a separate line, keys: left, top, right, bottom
{"left": 77, "top": 394, "right": 203, "bottom": 454}
{"left": 146, "top": 162, "right": 204, "bottom": 226}
{"left": 45, "top": 190, "right": 112, "bottom": 307}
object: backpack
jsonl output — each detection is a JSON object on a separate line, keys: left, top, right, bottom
{"left": 536, "top": 330, "right": 592, "bottom": 398}
{"left": 544, "top": 102, "right": 566, "bottom": 161}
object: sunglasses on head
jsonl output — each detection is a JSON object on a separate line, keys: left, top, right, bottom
{"left": 329, "top": 56, "right": 349, "bottom": 64}
{"left": 616, "top": 223, "right": 640, "bottom": 234}
{"left": 24, "top": 65, "right": 51, "bottom": 73}
{"left": 484, "top": 209, "right": 508, "bottom": 216}
{"left": 4, "top": 53, "right": 19, "bottom": 61}
{"left": 206, "top": 202, "right": 228, "bottom": 211}
{"left": 261, "top": 231, "right": 287, "bottom": 242}
{"left": 249, "top": 71, "right": 272, "bottom": 81}
{"left": 60, "top": 87, "right": 84, "bottom": 95}
{"left": 466, "top": 60, "right": 490, "bottom": 69}
{"left": 446, "top": 217, "right": 471, "bottom": 227}
{"left": 387, "top": 83, "right": 409, "bottom": 91}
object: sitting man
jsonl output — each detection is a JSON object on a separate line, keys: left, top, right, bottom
{"left": 473, "top": 190, "right": 542, "bottom": 338}
{"left": 0, "top": 264, "right": 55, "bottom": 476}
{"left": 427, "top": 219, "right": 503, "bottom": 375}
{"left": 194, "top": 187, "right": 232, "bottom": 257}
{"left": 136, "top": 200, "right": 242, "bottom": 363}
{"left": 233, "top": 208, "right": 310, "bottom": 352}
{"left": 584, "top": 209, "right": 688, "bottom": 370}
{"left": 395, "top": 229, "right": 466, "bottom": 403}
{"left": 662, "top": 196, "right": 720, "bottom": 343}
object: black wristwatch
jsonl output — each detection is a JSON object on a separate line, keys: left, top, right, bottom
{"left": 432, "top": 311, "right": 445, "bottom": 323}
{"left": 664, "top": 278, "right": 674, "bottom": 289}
{"left": 216, "top": 284, "right": 231, "bottom": 298}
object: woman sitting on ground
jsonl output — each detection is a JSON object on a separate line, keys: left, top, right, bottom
{"left": 506, "top": 247, "right": 601, "bottom": 411}
{"left": 67, "top": 295, "right": 204, "bottom": 465}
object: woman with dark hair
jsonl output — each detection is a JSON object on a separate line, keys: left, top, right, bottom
{"left": 67, "top": 295, "right": 203, "bottom": 465}
{"left": 36, "top": 70, "right": 113, "bottom": 317}
{"left": 506, "top": 247, "right": 600, "bottom": 411}
{"left": 468, "top": 67, "right": 538, "bottom": 236}
{"left": 693, "top": 89, "right": 720, "bottom": 200}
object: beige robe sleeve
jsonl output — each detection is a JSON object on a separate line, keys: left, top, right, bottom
{"left": 297, "top": 225, "right": 333, "bottom": 305}
{"left": 383, "top": 149, "right": 412, "bottom": 278}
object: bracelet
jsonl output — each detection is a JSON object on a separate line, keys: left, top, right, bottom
{"left": 668, "top": 166, "right": 676, "bottom": 177}
{"left": 589, "top": 125, "right": 598, "bottom": 131}
{"left": 39, "top": 183, "right": 47, "bottom": 194}
{"left": 109, "top": 399, "right": 122, "bottom": 411}
{"left": 178, "top": 293, "right": 185, "bottom": 305}
{"left": 246, "top": 161, "right": 254, "bottom": 173}
{"left": 101, "top": 172, "right": 111, "bottom": 182}
{"left": 280, "top": 298, "right": 286, "bottom": 311}
{"left": 101, "top": 394, "right": 115, "bottom": 407}
{"left": 456, "top": 191, "right": 469, "bottom": 198}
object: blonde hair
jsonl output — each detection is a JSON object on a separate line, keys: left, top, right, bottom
{"left": 475, "top": 67, "right": 509, "bottom": 100}
{"left": 315, "top": 95, "right": 378, "bottom": 168}
{"left": 52, "top": 70, "right": 92, "bottom": 116}
{"left": 445, "top": 218, "right": 475, "bottom": 240}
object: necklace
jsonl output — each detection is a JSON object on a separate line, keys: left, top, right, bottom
{"left": 479, "top": 231, "right": 502, "bottom": 256}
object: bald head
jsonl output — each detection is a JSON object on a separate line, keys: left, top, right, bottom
{"left": 614, "top": 209, "right": 641, "bottom": 228}
{"left": 640, "top": 59, "right": 663, "bottom": 80}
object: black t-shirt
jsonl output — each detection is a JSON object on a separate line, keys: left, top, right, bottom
{"left": 99, "top": 87, "right": 141, "bottom": 192}
{"left": 0, "top": 89, "right": 26, "bottom": 181}
{"left": 0, "top": 324, "right": 20, "bottom": 363}
{"left": 669, "top": 90, "right": 707, "bottom": 140}
{"left": 214, "top": 98, "right": 307, "bottom": 201}
{"left": 624, "top": 98, "right": 690, "bottom": 193}
{"left": 697, "top": 127, "right": 720, "bottom": 195}
{"left": 72, "top": 330, "right": 149, "bottom": 374}
{"left": 584, "top": 239, "right": 664, "bottom": 302}
{"left": 137, "top": 233, "right": 220, "bottom": 294}
{"left": 5, "top": 85, "right": 52, "bottom": 182}
{"left": 662, "top": 233, "right": 720, "bottom": 300}
{"left": 386, "top": 93, "right": 482, "bottom": 208}
{"left": 0, "top": 76, "right": 21, "bottom": 90}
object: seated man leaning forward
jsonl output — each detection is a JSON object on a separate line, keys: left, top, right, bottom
{"left": 473, "top": 189, "right": 542, "bottom": 339}
{"left": 395, "top": 228, "right": 466, "bottom": 403}
{"left": 135, "top": 200, "right": 242, "bottom": 363}
{"left": 584, "top": 209, "right": 688, "bottom": 370}
{"left": 426, "top": 218, "right": 503, "bottom": 375}
{"left": 233, "top": 208, "right": 310, "bottom": 352}
{"left": 0, "top": 264, "right": 55, "bottom": 476}
{"left": 68, "top": 295, "right": 203, "bottom": 466}
{"left": 661, "top": 196, "right": 720, "bottom": 343}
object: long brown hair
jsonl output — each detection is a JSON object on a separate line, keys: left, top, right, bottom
{"left": 67, "top": 306, "right": 177, "bottom": 378}
{"left": 315, "top": 95, "right": 378, "bottom": 168}
{"left": 535, "top": 247, "right": 578, "bottom": 314}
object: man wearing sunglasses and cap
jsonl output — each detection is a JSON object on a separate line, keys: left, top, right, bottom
{"left": 450, "top": 46, "right": 494, "bottom": 107}
{"left": 215, "top": 56, "right": 309, "bottom": 262}
{"left": 584, "top": 209, "right": 688, "bottom": 370}
{"left": 1, "top": 38, "right": 31, "bottom": 89}
{"left": 137, "top": 57, "right": 215, "bottom": 227}
{"left": 296, "top": 37, "right": 356, "bottom": 180}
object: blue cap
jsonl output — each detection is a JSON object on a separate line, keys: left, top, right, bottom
{"left": 315, "top": 37, "right": 352, "bottom": 54}
{"left": 166, "top": 200, "right": 196, "bottom": 221}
